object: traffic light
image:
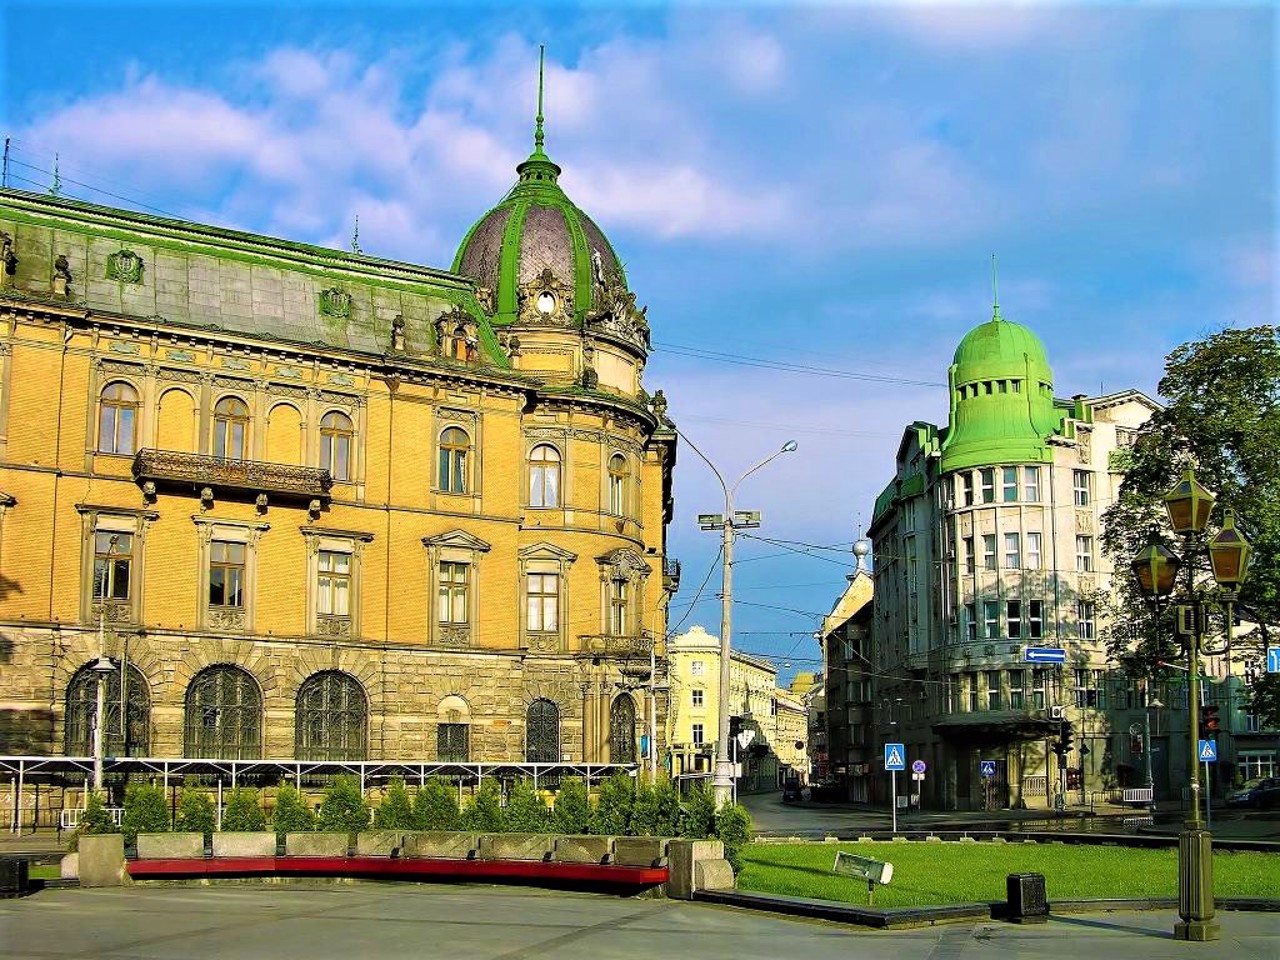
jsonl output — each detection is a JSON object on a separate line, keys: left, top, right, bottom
{"left": 1199, "top": 705, "right": 1221, "bottom": 737}
{"left": 1051, "top": 720, "right": 1074, "bottom": 755}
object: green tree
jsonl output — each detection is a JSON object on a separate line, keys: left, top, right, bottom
{"left": 373, "top": 778, "right": 415, "bottom": 830}
{"left": 628, "top": 783, "right": 661, "bottom": 836}
{"left": 272, "top": 783, "right": 316, "bottom": 839}
{"left": 503, "top": 778, "right": 549, "bottom": 833}
{"left": 412, "top": 777, "right": 461, "bottom": 831}
{"left": 589, "top": 772, "right": 635, "bottom": 835}
{"left": 318, "top": 775, "right": 370, "bottom": 834}
{"left": 71, "top": 789, "right": 120, "bottom": 851}
{"left": 679, "top": 783, "right": 716, "bottom": 839}
{"left": 1101, "top": 326, "right": 1280, "bottom": 724}
{"left": 653, "top": 779, "right": 682, "bottom": 837}
{"left": 221, "top": 787, "right": 267, "bottom": 832}
{"left": 461, "top": 778, "right": 506, "bottom": 832}
{"left": 121, "top": 782, "right": 169, "bottom": 846}
{"left": 173, "top": 787, "right": 216, "bottom": 842}
{"left": 551, "top": 778, "right": 591, "bottom": 835}
{"left": 714, "top": 802, "right": 753, "bottom": 873}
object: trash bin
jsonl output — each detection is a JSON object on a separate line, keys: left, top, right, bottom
{"left": 0, "top": 858, "right": 30, "bottom": 898}
{"left": 1006, "top": 872, "right": 1048, "bottom": 922}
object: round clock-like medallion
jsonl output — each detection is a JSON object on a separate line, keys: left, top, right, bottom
{"left": 536, "top": 291, "right": 556, "bottom": 315}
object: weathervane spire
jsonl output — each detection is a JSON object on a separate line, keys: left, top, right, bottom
{"left": 990, "top": 253, "right": 1001, "bottom": 321}
{"left": 534, "top": 44, "right": 546, "bottom": 154}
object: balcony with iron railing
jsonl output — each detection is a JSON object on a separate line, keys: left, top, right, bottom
{"left": 663, "top": 558, "right": 681, "bottom": 593}
{"left": 133, "top": 449, "right": 333, "bottom": 501}
{"left": 583, "top": 632, "right": 655, "bottom": 660}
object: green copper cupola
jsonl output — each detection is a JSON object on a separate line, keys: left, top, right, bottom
{"left": 939, "top": 290, "right": 1059, "bottom": 473}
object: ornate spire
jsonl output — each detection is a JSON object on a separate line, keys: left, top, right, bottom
{"left": 516, "top": 44, "right": 561, "bottom": 186}
{"left": 990, "top": 253, "right": 1002, "bottom": 322}
{"left": 534, "top": 44, "right": 546, "bottom": 155}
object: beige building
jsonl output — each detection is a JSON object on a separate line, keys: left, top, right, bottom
{"left": 817, "top": 562, "right": 874, "bottom": 799}
{"left": 0, "top": 101, "right": 679, "bottom": 787}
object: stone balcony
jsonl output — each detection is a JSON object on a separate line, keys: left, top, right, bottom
{"left": 583, "top": 633, "right": 654, "bottom": 660}
{"left": 133, "top": 448, "right": 332, "bottom": 502}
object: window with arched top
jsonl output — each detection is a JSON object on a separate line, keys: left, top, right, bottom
{"left": 610, "top": 695, "right": 636, "bottom": 764}
{"left": 65, "top": 661, "right": 150, "bottom": 757}
{"left": 320, "top": 411, "right": 354, "bottom": 481}
{"left": 529, "top": 444, "right": 561, "bottom": 508}
{"left": 438, "top": 427, "right": 470, "bottom": 494}
{"left": 98, "top": 382, "right": 139, "bottom": 455}
{"left": 213, "top": 397, "right": 251, "bottom": 461}
{"left": 184, "top": 665, "right": 262, "bottom": 759}
{"left": 295, "top": 671, "right": 367, "bottom": 761}
{"left": 608, "top": 454, "right": 628, "bottom": 515}
{"left": 526, "top": 698, "right": 560, "bottom": 763}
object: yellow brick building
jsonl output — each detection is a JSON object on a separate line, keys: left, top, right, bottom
{"left": 0, "top": 115, "right": 677, "bottom": 776}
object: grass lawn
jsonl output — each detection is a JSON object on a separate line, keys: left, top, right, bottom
{"left": 738, "top": 842, "right": 1280, "bottom": 908}
{"left": 27, "top": 864, "right": 62, "bottom": 881}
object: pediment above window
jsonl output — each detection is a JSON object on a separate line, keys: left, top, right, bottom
{"left": 597, "top": 547, "right": 651, "bottom": 580}
{"left": 423, "top": 529, "right": 492, "bottom": 553}
{"left": 519, "top": 541, "right": 578, "bottom": 563}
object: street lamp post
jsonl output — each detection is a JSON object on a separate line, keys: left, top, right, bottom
{"left": 1131, "top": 468, "right": 1252, "bottom": 943}
{"left": 681, "top": 434, "right": 797, "bottom": 809}
{"left": 90, "top": 614, "right": 115, "bottom": 794}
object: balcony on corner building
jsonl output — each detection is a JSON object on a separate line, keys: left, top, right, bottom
{"left": 132, "top": 449, "right": 333, "bottom": 504}
{"left": 663, "top": 558, "right": 681, "bottom": 594}
{"left": 583, "top": 632, "right": 655, "bottom": 662}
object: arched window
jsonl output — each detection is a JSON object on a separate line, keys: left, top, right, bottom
{"left": 608, "top": 454, "right": 627, "bottom": 515}
{"left": 213, "top": 397, "right": 250, "bottom": 460}
{"left": 295, "top": 671, "right": 367, "bottom": 761}
{"left": 320, "top": 411, "right": 354, "bottom": 482}
{"left": 98, "top": 382, "right": 139, "bottom": 455}
{"left": 65, "top": 661, "right": 150, "bottom": 757}
{"left": 526, "top": 698, "right": 560, "bottom": 763}
{"left": 184, "top": 665, "right": 262, "bottom": 759}
{"left": 438, "top": 427, "right": 470, "bottom": 494}
{"left": 610, "top": 695, "right": 636, "bottom": 764}
{"left": 529, "top": 444, "right": 561, "bottom": 508}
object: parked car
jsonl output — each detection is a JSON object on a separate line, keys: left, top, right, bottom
{"left": 782, "top": 778, "right": 803, "bottom": 803}
{"left": 1225, "top": 777, "right": 1280, "bottom": 809}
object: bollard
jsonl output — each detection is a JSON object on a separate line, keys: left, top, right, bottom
{"left": 1006, "top": 872, "right": 1048, "bottom": 923}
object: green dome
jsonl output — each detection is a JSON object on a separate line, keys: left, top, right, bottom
{"left": 939, "top": 313, "right": 1060, "bottom": 473}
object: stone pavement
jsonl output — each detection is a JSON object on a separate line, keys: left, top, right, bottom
{"left": 0, "top": 885, "right": 1276, "bottom": 960}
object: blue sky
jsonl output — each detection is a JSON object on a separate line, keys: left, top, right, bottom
{"left": 3, "top": 2, "right": 1274, "bottom": 680}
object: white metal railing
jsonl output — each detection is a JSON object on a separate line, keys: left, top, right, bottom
{"left": 60, "top": 807, "right": 123, "bottom": 831}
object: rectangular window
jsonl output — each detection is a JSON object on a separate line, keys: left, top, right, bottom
{"left": 1074, "top": 668, "right": 1089, "bottom": 708}
{"left": 1076, "top": 535, "right": 1094, "bottom": 572}
{"left": 1026, "top": 532, "right": 1042, "bottom": 570}
{"left": 691, "top": 688, "right": 704, "bottom": 708}
{"left": 527, "top": 573, "right": 559, "bottom": 632}
{"left": 962, "top": 473, "right": 975, "bottom": 507}
{"left": 1003, "top": 467, "right": 1019, "bottom": 502}
{"left": 317, "top": 550, "right": 351, "bottom": 616}
{"left": 692, "top": 723, "right": 704, "bottom": 745}
{"left": 1093, "top": 669, "right": 1107, "bottom": 709}
{"left": 967, "top": 672, "right": 978, "bottom": 712}
{"left": 986, "top": 670, "right": 1002, "bottom": 710}
{"left": 963, "top": 536, "right": 976, "bottom": 575}
{"left": 1009, "top": 670, "right": 1025, "bottom": 709}
{"left": 1073, "top": 470, "right": 1092, "bottom": 506}
{"left": 1032, "top": 669, "right": 1047, "bottom": 710}
{"left": 438, "top": 561, "right": 469, "bottom": 624}
{"left": 980, "top": 468, "right": 996, "bottom": 503}
{"left": 1028, "top": 599, "right": 1044, "bottom": 640}
{"left": 437, "top": 723, "right": 469, "bottom": 762}
{"left": 691, "top": 660, "right": 705, "bottom": 676}
{"left": 1004, "top": 532, "right": 1021, "bottom": 569}
{"left": 92, "top": 532, "right": 133, "bottom": 601}
{"left": 1023, "top": 466, "right": 1041, "bottom": 502}
{"left": 609, "top": 579, "right": 629, "bottom": 635}
{"left": 983, "top": 535, "right": 997, "bottom": 570}
{"left": 1006, "top": 599, "right": 1022, "bottom": 639}
{"left": 965, "top": 603, "right": 977, "bottom": 643}
{"left": 1077, "top": 599, "right": 1096, "bottom": 640}
{"left": 983, "top": 600, "right": 1000, "bottom": 639}
{"left": 209, "top": 541, "right": 245, "bottom": 608}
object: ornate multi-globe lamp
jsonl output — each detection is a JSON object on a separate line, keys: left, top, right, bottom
{"left": 1130, "top": 467, "right": 1251, "bottom": 942}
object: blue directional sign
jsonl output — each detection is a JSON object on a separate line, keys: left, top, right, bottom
{"left": 980, "top": 760, "right": 997, "bottom": 779}
{"left": 884, "top": 743, "right": 906, "bottom": 771}
{"left": 1025, "top": 647, "right": 1067, "bottom": 664}
{"left": 1198, "top": 739, "right": 1218, "bottom": 763}
{"left": 1267, "top": 647, "right": 1280, "bottom": 674}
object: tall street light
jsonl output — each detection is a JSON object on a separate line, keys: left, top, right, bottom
{"left": 1131, "top": 467, "right": 1252, "bottom": 942}
{"left": 680, "top": 432, "right": 798, "bottom": 808}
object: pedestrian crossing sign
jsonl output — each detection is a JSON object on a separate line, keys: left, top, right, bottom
{"left": 884, "top": 743, "right": 906, "bottom": 771}
{"left": 1198, "top": 739, "right": 1217, "bottom": 763}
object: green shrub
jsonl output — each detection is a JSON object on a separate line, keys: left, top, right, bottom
{"left": 221, "top": 787, "right": 267, "bottom": 832}
{"left": 318, "top": 775, "right": 371, "bottom": 834}
{"left": 373, "top": 778, "right": 415, "bottom": 830}
{"left": 121, "top": 782, "right": 169, "bottom": 846}
{"left": 461, "top": 779, "right": 506, "bottom": 832}
{"left": 70, "top": 790, "right": 120, "bottom": 851}
{"left": 173, "top": 787, "right": 216, "bottom": 842}
{"left": 504, "top": 779, "right": 549, "bottom": 833}
{"left": 629, "top": 783, "right": 661, "bottom": 836}
{"left": 590, "top": 772, "right": 635, "bottom": 835}
{"left": 653, "top": 778, "right": 682, "bottom": 837}
{"left": 272, "top": 783, "right": 316, "bottom": 839}
{"left": 679, "top": 784, "right": 716, "bottom": 839}
{"left": 413, "top": 777, "right": 460, "bottom": 831}
{"left": 714, "top": 802, "right": 753, "bottom": 873}
{"left": 552, "top": 778, "right": 591, "bottom": 834}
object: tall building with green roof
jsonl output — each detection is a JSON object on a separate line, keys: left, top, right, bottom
{"left": 852, "top": 302, "right": 1159, "bottom": 811}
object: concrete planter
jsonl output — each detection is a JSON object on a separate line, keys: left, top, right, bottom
{"left": 137, "top": 833, "right": 204, "bottom": 860}
{"left": 612, "top": 837, "right": 670, "bottom": 867}
{"left": 78, "top": 834, "right": 130, "bottom": 887}
{"left": 401, "top": 831, "right": 478, "bottom": 860}
{"left": 553, "top": 835, "right": 614, "bottom": 864}
{"left": 355, "top": 831, "right": 402, "bottom": 857}
{"left": 60, "top": 853, "right": 79, "bottom": 880}
{"left": 212, "top": 832, "right": 278, "bottom": 858}
{"left": 668, "top": 839, "right": 729, "bottom": 899}
{"left": 477, "top": 833, "right": 554, "bottom": 862}
{"left": 285, "top": 832, "right": 349, "bottom": 857}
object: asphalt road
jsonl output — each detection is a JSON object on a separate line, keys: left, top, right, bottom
{"left": 2, "top": 885, "right": 1278, "bottom": 960}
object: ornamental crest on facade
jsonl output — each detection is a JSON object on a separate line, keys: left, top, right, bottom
{"left": 318, "top": 287, "right": 352, "bottom": 319}
{"left": 106, "top": 249, "right": 144, "bottom": 284}
{"left": 517, "top": 267, "right": 574, "bottom": 326}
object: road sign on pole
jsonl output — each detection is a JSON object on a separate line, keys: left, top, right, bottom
{"left": 884, "top": 743, "right": 906, "bottom": 771}
{"left": 1198, "top": 739, "right": 1217, "bottom": 763}
{"left": 911, "top": 760, "right": 927, "bottom": 775}
{"left": 980, "top": 760, "right": 997, "bottom": 779}
{"left": 1024, "top": 647, "right": 1067, "bottom": 664}
{"left": 1267, "top": 647, "right": 1280, "bottom": 674}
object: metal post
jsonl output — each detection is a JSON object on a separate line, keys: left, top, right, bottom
{"left": 713, "top": 511, "right": 736, "bottom": 809}
{"left": 891, "top": 769, "right": 898, "bottom": 834}
{"left": 1176, "top": 593, "right": 1218, "bottom": 941}
{"left": 93, "top": 614, "right": 107, "bottom": 793}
